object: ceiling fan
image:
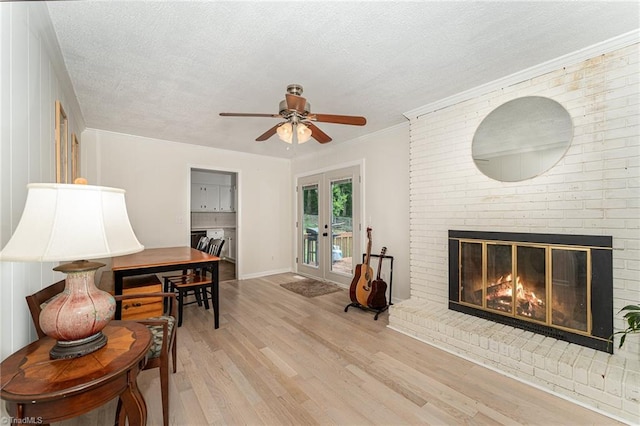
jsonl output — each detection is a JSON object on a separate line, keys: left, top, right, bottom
{"left": 219, "top": 84, "right": 366, "bottom": 144}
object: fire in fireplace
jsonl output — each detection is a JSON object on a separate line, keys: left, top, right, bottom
{"left": 449, "top": 231, "right": 613, "bottom": 352}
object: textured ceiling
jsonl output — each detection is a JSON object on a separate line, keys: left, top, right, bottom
{"left": 46, "top": 1, "right": 639, "bottom": 159}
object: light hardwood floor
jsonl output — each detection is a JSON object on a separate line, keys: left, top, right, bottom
{"left": 56, "top": 273, "right": 620, "bottom": 425}
{"left": 219, "top": 259, "right": 236, "bottom": 282}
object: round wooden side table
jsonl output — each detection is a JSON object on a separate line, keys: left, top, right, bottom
{"left": 0, "top": 321, "right": 151, "bottom": 425}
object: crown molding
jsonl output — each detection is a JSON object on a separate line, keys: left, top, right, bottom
{"left": 404, "top": 29, "right": 640, "bottom": 121}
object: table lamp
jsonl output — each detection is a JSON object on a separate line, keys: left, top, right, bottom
{"left": 0, "top": 182, "right": 144, "bottom": 359}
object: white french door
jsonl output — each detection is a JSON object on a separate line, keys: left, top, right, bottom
{"left": 296, "top": 165, "right": 362, "bottom": 286}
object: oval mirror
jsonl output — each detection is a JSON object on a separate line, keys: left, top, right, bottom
{"left": 472, "top": 96, "right": 573, "bottom": 182}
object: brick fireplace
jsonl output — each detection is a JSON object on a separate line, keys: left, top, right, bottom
{"left": 448, "top": 230, "right": 613, "bottom": 352}
{"left": 389, "top": 40, "right": 639, "bottom": 423}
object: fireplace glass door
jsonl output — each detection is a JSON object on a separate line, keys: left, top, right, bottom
{"left": 486, "top": 243, "right": 513, "bottom": 313}
{"left": 458, "top": 241, "right": 590, "bottom": 332}
{"left": 515, "top": 246, "right": 546, "bottom": 322}
{"left": 551, "top": 248, "right": 589, "bottom": 332}
{"left": 449, "top": 230, "right": 612, "bottom": 353}
{"left": 460, "top": 242, "right": 483, "bottom": 307}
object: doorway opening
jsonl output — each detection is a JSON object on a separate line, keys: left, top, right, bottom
{"left": 190, "top": 168, "right": 238, "bottom": 281}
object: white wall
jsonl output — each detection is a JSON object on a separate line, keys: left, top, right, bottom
{"left": 0, "top": 3, "right": 85, "bottom": 359}
{"left": 191, "top": 170, "right": 234, "bottom": 186}
{"left": 292, "top": 124, "right": 411, "bottom": 300}
{"left": 81, "top": 129, "right": 293, "bottom": 279}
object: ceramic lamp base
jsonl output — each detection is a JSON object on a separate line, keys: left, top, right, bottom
{"left": 43, "top": 260, "right": 116, "bottom": 359}
{"left": 49, "top": 331, "right": 108, "bottom": 359}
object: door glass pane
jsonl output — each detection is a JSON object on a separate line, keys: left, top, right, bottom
{"left": 330, "top": 178, "right": 352, "bottom": 275}
{"left": 302, "top": 184, "right": 318, "bottom": 267}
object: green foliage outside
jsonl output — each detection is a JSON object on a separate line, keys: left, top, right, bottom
{"left": 302, "top": 180, "right": 352, "bottom": 231}
{"left": 332, "top": 180, "right": 352, "bottom": 220}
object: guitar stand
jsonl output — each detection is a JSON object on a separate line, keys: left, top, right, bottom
{"left": 344, "top": 301, "right": 390, "bottom": 320}
{"left": 344, "top": 253, "right": 394, "bottom": 321}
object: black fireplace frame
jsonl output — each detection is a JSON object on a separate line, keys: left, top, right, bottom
{"left": 448, "top": 230, "right": 613, "bottom": 353}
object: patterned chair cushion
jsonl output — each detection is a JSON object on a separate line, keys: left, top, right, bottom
{"left": 145, "top": 315, "right": 175, "bottom": 359}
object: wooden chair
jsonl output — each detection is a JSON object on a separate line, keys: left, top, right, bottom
{"left": 206, "top": 238, "right": 225, "bottom": 261}
{"left": 164, "top": 238, "right": 223, "bottom": 327}
{"left": 162, "top": 235, "right": 210, "bottom": 307}
{"left": 195, "top": 235, "right": 210, "bottom": 251}
{"left": 25, "top": 280, "right": 66, "bottom": 337}
{"left": 26, "top": 279, "right": 177, "bottom": 426}
{"left": 200, "top": 238, "right": 224, "bottom": 309}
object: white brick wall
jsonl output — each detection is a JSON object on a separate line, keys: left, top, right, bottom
{"left": 391, "top": 43, "right": 640, "bottom": 423}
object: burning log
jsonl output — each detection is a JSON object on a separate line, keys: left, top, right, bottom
{"left": 486, "top": 274, "right": 514, "bottom": 312}
{"left": 484, "top": 274, "right": 545, "bottom": 317}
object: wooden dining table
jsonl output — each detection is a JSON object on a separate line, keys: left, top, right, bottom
{"left": 112, "top": 246, "right": 220, "bottom": 328}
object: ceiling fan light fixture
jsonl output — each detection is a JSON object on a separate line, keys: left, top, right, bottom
{"left": 297, "top": 123, "right": 312, "bottom": 144}
{"left": 277, "top": 122, "right": 293, "bottom": 144}
{"left": 220, "top": 83, "right": 366, "bottom": 145}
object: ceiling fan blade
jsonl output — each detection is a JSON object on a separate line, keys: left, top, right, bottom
{"left": 220, "top": 112, "right": 281, "bottom": 118}
{"left": 306, "top": 122, "right": 332, "bottom": 144}
{"left": 285, "top": 94, "right": 308, "bottom": 113}
{"left": 309, "top": 113, "right": 366, "bottom": 126}
{"left": 256, "top": 124, "right": 281, "bottom": 141}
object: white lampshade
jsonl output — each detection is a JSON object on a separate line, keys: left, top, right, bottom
{"left": 0, "top": 183, "right": 144, "bottom": 262}
{"left": 297, "top": 123, "right": 312, "bottom": 143}
{"left": 277, "top": 122, "right": 293, "bottom": 144}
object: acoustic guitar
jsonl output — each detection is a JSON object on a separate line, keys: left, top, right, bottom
{"left": 350, "top": 227, "right": 373, "bottom": 306}
{"left": 367, "top": 247, "right": 388, "bottom": 309}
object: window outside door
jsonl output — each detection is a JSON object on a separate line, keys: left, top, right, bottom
{"left": 297, "top": 165, "right": 361, "bottom": 286}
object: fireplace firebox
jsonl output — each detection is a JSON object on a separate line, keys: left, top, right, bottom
{"left": 449, "top": 230, "right": 613, "bottom": 353}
